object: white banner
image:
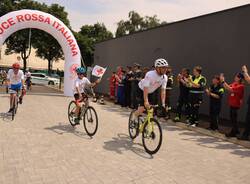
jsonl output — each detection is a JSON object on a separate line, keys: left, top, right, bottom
{"left": 92, "top": 65, "right": 107, "bottom": 78}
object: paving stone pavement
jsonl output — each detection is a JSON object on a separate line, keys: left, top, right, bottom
{"left": 0, "top": 94, "right": 250, "bottom": 184}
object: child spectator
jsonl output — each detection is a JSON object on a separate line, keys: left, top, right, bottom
{"left": 205, "top": 75, "right": 224, "bottom": 130}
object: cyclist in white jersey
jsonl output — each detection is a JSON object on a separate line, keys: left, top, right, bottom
{"left": 133, "top": 58, "right": 169, "bottom": 119}
{"left": 7, "top": 62, "right": 25, "bottom": 113}
{"left": 73, "top": 67, "right": 100, "bottom": 124}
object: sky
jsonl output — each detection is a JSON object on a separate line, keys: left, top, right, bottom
{"left": 35, "top": 0, "right": 250, "bottom": 33}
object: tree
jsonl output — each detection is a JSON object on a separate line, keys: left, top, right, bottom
{"left": 76, "top": 23, "right": 113, "bottom": 66}
{"left": 2, "top": 0, "right": 48, "bottom": 72}
{"left": 1, "top": 1, "right": 69, "bottom": 74}
{"left": 0, "top": 0, "right": 16, "bottom": 17}
{"left": 33, "top": 31, "right": 63, "bottom": 75}
{"left": 115, "top": 11, "right": 166, "bottom": 37}
{"left": 33, "top": 3, "right": 70, "bottom": 74}
{"left": 5, "top": 29, "right": 32, "bottom": 72}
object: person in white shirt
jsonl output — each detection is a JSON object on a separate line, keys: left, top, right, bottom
{"left": 133, "top": 58, "right": 169, "bottom": 119}
{"left": 73, "top": 67, "right": 100, "bottom": 124}
{"left": 25, "top": 70, "right": 32, "bottom": 90}
{"left": 7, "top": 62, "right": 25, "bottom": 113}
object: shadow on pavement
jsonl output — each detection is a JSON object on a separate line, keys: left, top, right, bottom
{"left": 103, "top": 133, "right": 153, "bottom": 159}
{"left": 98, "top": 103, "right": 131, "bottom": 118}
{"left": 0, "top": 112, "right": 12, "bottom": 122}
{"left": 44, "top": 122, "right": 92, "bottom": 140}
{"left": 179, "top": 131, "right": 250, "bottom": 158}
{"left": 100, "top": 102, "right": 250, "bottom": 158}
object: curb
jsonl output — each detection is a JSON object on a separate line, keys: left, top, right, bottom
{"left": 43, "top": 85, "right": 64, "bottom": 92}
{"left": 164, "top": 120, "right": 250, "bottom": 149}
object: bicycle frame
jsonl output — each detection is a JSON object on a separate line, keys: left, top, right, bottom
{"left": 139, "top": 107, "right": 155, "bottom": 133}
{"left": 9, "top": 89, "right": 19, "bottom": 108}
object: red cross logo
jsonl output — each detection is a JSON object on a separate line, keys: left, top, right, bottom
{"left": 96, "top": 68, "right": 104, "bottom": 75}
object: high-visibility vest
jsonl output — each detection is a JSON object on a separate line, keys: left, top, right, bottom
{"left": 189, "top": 75, "right": 206, "bottom": 94}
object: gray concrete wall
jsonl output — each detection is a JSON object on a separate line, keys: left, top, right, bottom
{"left": 94, "top": 5, "right": 250, "bottom": 121}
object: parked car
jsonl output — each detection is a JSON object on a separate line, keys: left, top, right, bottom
{"left": 30, "top": 73, "right": 60, "bottom": 85}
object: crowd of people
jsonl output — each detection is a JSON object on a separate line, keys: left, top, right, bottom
{"left": 108, "top": 60, "right": 250, "bottom": 140}
{"left": 108, "top": 63, "right": 173, "bottom": 109}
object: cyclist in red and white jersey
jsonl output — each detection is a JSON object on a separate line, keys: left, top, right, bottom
{"left": 7, "top": 62, "right": 25, "bottom": 113}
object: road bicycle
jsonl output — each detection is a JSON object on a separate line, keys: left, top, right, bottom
{"left": 9, "top": 89, "right": 20, "bottom": 120}
{"left": 68, "top": 92, "right": 98, "bottom": 137}
{"left": 128, "top": 105, "right": 163, "bottom": 155}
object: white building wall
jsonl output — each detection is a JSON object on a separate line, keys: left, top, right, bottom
{"left": 0, "top": 45, "right": 64, "bottom": 70}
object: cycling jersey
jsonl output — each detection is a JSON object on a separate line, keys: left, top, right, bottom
{"left": 7, "top": 69, "right": 24, "bottom": 85}
{"left": 138, "top": 70, "right": 168, "bottom": 94}
{"left": 73, "top": 77, "right": 91, "bottom": 94}
{"left": 25, "top": 72, "right": 31, "bottom": 78}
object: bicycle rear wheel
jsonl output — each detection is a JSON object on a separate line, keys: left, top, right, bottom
{"left": 128, "top": 110, "right": 139, "bottom": 139}
{"left": 68, "top": 101, "right": 78, "bottom": 126}
{"left": 83, "top": 106, "right": 98, "bottom": 137}
{"left": 142, "top": 118, "right": 162, "bottom": 155}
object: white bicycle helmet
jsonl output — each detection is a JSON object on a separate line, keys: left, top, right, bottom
{"left": 154, "top": 58, "right": 168, "bottom": 67}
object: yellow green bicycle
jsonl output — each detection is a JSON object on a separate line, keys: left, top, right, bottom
{"left": 128, "top": 105, "right": 163, "bottom": 155}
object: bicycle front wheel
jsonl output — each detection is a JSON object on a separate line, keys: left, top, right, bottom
{"left": 12, "top": 97, "right": 17, "bottom": 120}
{"left": 142, "top": 118, "right": 162, "bottom": 155}
{"left": 83, "top": 106, "right": 98, "bottom": 137}
{"left": 128, "top": 110, "right": 139, "bottom": 139}
{"left": 68, "top": 101, "right": 78, "bottom": 126}
{"left": 12, "top": 104, "right": 15, "bottom": 120}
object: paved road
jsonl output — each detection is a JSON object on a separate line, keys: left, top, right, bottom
{"left": 0, "top": 94, "right": 250, "bottom": 184}
{"left": 0, "top": 85, "right": 63, "bottom": 94}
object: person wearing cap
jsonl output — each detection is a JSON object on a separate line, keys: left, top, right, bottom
{"left": 130, "top": 63, "right": 143, "bottom": 109}
{"left": 186, "top": 66, "right": 207, "bottom": 127}
{"left": 205, "top": 75, "right": 225, "bottom": 131}
{"left": 237, "top": 65, "right": 250, "bottom": 140}
{"left": 7, "top": 62, "right": 25, "bottom": 113}
{"left": 131, "top": 58, "right": 168, "bottom": 121}
{"left": 220, "top": 72, "right": 245, "bottom": 137}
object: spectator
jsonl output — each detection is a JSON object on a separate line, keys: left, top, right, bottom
{"left": 165, "top": 66, "right": 174, "bottom": 118}
{"left": 174, "top": 68, "right": 191, "bottom": 122}
{"left": 124, "top": 66, "right": 133, "bottom": 107}
{"left": 115, "top": 66, "right": 122, "bottom": 104}
{"left": 142, "top": 67, "right": 150, "bottom": 78}
{"left": 220, "top": 73, "right": 245, "bottom": 137}
{"left": 205, "top": 75, "right": 225, "bottom": 130}
{"left": 108, "top": 72, "right": 116, "bottom": 100}
{"left": 116, "top": 70, "right": 126, "bottom": 107}
{"left": 237, "top": 65, "right": 250, "bottom": 140}
{"left": 187, "top": 66, "right": 207, "bottom": 126}
{"left": 130, "top": 63, "right": 143, "bottom": 109}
